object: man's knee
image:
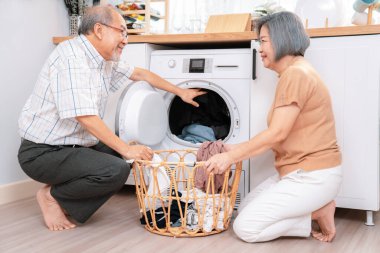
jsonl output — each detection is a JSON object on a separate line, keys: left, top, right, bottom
{"left": 101, "top": 159, "right": 130, "bottom": 188}
{"left": 112, "top": 160, "right": 130, "bottom": 185}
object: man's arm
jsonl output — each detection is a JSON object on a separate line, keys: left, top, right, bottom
{"left": 130, "top": 67, "right": 206, "bottom": 107}
{"left": 76, "top": 115, "right": 153, "bottom": 160}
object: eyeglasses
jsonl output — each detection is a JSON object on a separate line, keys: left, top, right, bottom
{"left": 100, "top": 23, "right": 128, "bottom": 39}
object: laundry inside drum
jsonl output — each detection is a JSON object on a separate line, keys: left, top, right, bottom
{"left": 168, "top": 89, "right": 231, "bottom": 144}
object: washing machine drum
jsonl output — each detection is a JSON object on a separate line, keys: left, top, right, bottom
{"left": 116, "top": 81, "right": 168, "bottom": 146}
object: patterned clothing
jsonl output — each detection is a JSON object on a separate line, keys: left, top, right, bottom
{"left": 18, "top": 35, "right": 134, "bottom": 146}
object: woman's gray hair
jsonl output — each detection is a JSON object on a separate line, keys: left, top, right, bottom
{"left": 255, "top": 11, "right": 310, "bottom": 61}
{"left": 78, "top": 6, "right": 115, "bottom": 35}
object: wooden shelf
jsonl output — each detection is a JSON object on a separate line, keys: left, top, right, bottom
{"left": 151, "top": 13, "right": 164, "bottom": 19}
{"left": 53, "top": 25, "right": 380, "bottom": 45}
{"left": 121, "top": 10, "right": 163, "bottom": 18}
{"left": 118, "top": 0, "right": 169, "bottom": 34}
{"left": 121, "top": 10, "right": 146, "bottom": 15}
{"left": 127, "top": 28, "right": 146, "bottom": 34}
{"left": 306, "top": 25, "right": 380, "bottom": 37}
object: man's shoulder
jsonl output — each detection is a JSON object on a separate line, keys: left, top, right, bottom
{"left": 54, "top": 36, "right": 86, "bottom": 60}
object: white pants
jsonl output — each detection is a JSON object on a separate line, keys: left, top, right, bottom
{"left": 233, "top": 166, "right": 342, "bottom": 243}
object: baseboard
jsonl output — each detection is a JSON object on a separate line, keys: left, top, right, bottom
{"left": 0, "top": 179, "right": 43, "bottom": 205}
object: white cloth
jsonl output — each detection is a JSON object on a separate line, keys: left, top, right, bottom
{"left": 180, "top": 188, "right": 230, "bottom": 232}
{"left": 233, "top": 166, "right": 342, "bottom": 243}
{"left": 18, "top": 35, "right": 134, "bottom": 146}
{"left": 144, "top": 154, "right": 170, "bottom": 209}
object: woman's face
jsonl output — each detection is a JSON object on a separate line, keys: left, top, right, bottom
{"left": 258, "top": 25, "right": 276, "bottom": 70}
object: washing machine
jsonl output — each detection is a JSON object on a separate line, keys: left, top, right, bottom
{"left": 116, "top": 48, "right": 252, "bottom": 204}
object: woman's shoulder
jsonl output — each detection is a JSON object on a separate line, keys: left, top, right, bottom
{"left": 282, "top": 58, "right": 318, "bottom": 82}
{"left": 278, "top": 58, "right": 321, "bottom": 93}
{"left": 287, "top": 57, "right": 312, "bottom": 74}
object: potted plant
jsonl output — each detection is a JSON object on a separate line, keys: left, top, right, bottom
{"left": 251, "top": 1, "right": 285, "bottom": 31}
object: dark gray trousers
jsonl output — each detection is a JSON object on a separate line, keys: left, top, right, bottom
{"left": 18, "top": 139, "right": 130, "bottom": 223}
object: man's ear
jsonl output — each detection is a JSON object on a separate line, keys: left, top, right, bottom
{"left": 93, "top": 23, "right": 103, "bottom": 40}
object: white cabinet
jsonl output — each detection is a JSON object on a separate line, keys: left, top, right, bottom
{"left": 250, "top": 35, "right": 380, "bottom": 221}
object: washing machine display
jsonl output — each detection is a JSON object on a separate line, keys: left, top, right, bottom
{"left": 116, "top": 49, "right": 252, "bottom": 204}
{"left": 183, "top": 58, "right": 212, "bottom": 73}
{"left": 189, "top": 58, "right": 205, "bottom": 72}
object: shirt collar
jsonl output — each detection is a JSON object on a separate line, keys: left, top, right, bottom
{"left": 278, "top": 56, "right": 304, "bottom": 77}
{"left": 77, "top": 34, "right": 105, "bottom": 67}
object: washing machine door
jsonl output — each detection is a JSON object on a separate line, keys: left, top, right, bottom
{"left": 116, "top": 81, "right": 168, "bottom": 146}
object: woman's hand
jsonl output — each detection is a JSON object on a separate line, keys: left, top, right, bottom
{"left": 178, "top": 88, "right": 207, "bottom": 107}
{"left": 205, "top": 152, "right": 234, "bottom": 175}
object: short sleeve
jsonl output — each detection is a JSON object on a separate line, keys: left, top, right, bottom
{"left": 110, "top": 60, "right": 135, "bottom": 92}
{"left": 51, "top": 57, "right": 99, "bottom": 119}
{"left": 274, "top": 67, "right": 313, "bottom": 110}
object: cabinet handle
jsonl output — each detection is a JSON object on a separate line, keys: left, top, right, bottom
{"left": 215, "top": 65, "right": 238, "bottom": 68}
{"left": 252, "top": 48, "right": 257, "bottom": 80}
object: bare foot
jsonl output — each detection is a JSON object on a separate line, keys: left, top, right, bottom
{"left": 311, "top": 201, "right": 336, "bottom": 242}
{"left": 36, "top": 185, "right": 76, "bottom": 231}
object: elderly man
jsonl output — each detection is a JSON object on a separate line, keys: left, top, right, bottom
{"left": 17, "top": 5, "right": 204, "bottom": 231}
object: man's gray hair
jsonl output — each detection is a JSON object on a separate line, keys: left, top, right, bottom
{"left": 78, "top": 6, "right": 115, "bottom": 35}
{"left": 255, "top": 11, "right": 310, "bottom": 61}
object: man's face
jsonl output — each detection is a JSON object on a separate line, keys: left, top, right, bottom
{"left": 100, "top": 12, "right": 128, "bottom": 61}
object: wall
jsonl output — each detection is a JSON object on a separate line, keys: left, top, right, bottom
{"left": 0, "top": 0, "right": 68, "bottom": 185}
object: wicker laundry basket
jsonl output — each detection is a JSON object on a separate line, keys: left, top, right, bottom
{"left": 132, "top": 149, "right": 242, "bottom": 237}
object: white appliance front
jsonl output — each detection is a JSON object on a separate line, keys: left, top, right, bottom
{"left": 116, "top": 49, "right": 252, "bottom": 205}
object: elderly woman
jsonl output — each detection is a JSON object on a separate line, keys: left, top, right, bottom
{"left": 205, "top": 11, "right": 342, "bottom": 243}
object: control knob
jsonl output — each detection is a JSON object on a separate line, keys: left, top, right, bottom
{"left": 168, "top": 59, "right": 176, "bottom": 68}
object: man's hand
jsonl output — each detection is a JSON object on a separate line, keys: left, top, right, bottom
{"left": 178, "top": 88, "right": 207, "bottom": 107}
{"left": 122, "top": 144, "right": 153, "bottom": 161}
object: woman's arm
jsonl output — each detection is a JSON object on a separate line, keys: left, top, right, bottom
{"left": 205, "top": 104, "right": 300, "bottom": 174}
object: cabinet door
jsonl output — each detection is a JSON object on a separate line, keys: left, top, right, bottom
{"left": 308, "top": 35, "right": 380, "bottom": 211}
{"left": 251, "top": 35, "right": 380, "bottom": 211}
{"left": 250, "top": 44, "right": 278, "bottom": 188}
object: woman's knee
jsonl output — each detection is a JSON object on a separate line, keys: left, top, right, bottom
{"left": 233, "top": 213, "right": 262, "bottom": 243}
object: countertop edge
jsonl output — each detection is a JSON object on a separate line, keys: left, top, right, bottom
{"left": 52, "top": 25, "right": 380, "bottom": 45}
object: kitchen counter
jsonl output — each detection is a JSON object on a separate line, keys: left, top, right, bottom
{"left": 53, "top": 25, "right": 380, "bottom": 46}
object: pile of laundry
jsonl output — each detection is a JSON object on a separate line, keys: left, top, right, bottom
{"left": 169, "top": 90, "right": 230, "bottom": 144}
{"left": 139, "top": 141, "right": 233, "bottom": 232}
{"left": 141, "top": 188, "right": 230, "bottom": 232}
